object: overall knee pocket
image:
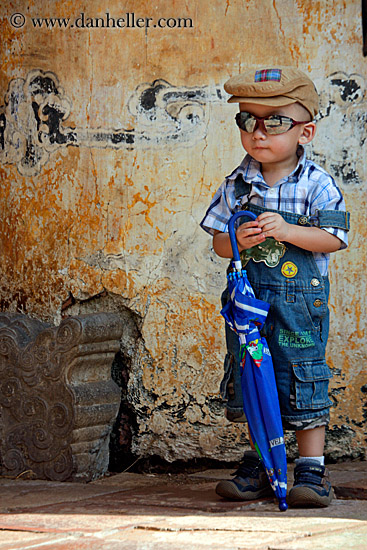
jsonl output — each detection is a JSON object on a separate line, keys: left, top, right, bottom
{"left": 291, "top": 360, "right": 332, "bottom": 410}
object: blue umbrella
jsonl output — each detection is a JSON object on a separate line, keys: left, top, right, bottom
{"left": 221, "top": 210, "right": 288, "bottom": 512}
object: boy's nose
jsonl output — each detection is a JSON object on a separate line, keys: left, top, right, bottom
{"left": 252, "top": 121, "right": 267, "bottom": 138}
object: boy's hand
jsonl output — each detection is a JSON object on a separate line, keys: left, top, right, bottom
{"left": 236, "top": 220, "right": 266, "bottom": 250}
{"left": 256, "top": 212, "right": 290, "bottom": 242}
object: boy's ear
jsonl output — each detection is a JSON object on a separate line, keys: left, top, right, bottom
{"left": 298, "top": 122, "right": 316, "bottom": 145}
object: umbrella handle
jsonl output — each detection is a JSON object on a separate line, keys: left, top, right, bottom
{"left": 228, "top": 210, "right": 257, "bottom": 271}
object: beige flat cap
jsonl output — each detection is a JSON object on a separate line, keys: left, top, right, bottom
{"left": 224, "top": 67, "right": 319, "bottom": 118}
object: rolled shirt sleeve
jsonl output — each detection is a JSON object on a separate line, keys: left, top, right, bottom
{"left": 308, "top": 171, "right": 349, "bottom": 249}
{"left": 200, "top": 179, "right": 238, "bottom": 235}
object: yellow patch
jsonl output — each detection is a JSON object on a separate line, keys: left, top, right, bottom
{"left": 281, "top": 261, "right": 298, "bottom": 278}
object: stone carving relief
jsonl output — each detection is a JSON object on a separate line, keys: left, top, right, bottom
{"left": 0, "top": 69, "right": 223, "bottom": 175}
{"left": 0, "top": 312, "right": 123, "bottom": 481}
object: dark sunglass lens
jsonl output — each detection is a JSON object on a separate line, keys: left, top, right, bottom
{"left": 237, "top": 112, "right": 256, "bottom": 132}
{"left": 265, "top": 115, "right": 293, "bottom": 134}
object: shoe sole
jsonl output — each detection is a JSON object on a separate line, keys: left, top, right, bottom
{"left": 288, "top": 486, "right": 334, "bottom": 508}
{"left": 215, "top": 480, "right": 273, "bottom": 501}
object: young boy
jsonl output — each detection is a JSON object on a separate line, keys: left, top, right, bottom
{"left": 200, "top": 67, "right": 350, "bottom": 508}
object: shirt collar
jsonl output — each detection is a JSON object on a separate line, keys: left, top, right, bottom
{"left": 293, "top": 145, "right": 306, "bottom": 179}
{"left": 226, "top": 146, "right": 307, "bottom": 185}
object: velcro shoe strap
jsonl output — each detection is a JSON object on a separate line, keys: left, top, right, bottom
{"left": 294, "top": 463, "right": 325, "bottom": 485}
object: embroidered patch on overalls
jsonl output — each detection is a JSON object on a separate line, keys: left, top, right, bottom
{"left": 281, "top": 261, "right": 298, "bottom": 278}
{"left": 240, "top": 238, "right": 286, "bottom": 268}
{"left": 254, "top": 69, "right": 282, "bottom": 82}
{"left": 278, "top": 329, "right": 315, "bottom": 348}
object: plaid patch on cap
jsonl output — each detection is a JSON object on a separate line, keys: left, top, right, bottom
{"left": 254, "top": 69, "right": 282, "bottom": 82}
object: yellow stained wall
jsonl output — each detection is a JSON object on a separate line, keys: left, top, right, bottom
{"left": 0, "top": 0, "right": 365, "bottom": 461}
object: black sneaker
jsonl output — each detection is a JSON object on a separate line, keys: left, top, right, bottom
{"left": 288, "top": 459, "right": 334, "bottom": 508}
{"left": 215, "top": 451, "right": 273, "bottom": 501}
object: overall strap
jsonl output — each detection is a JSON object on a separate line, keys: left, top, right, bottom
{"left": 289, "top": 209, "right": 350, "bottom": 230}
{"left": 312, "top": 210, "right": 350, "bottom": 231}
{"left": 240, "top": 201, "right": 350, "bottom": 231}
{"left": 234, "top": 174, "right": 252, "bottom": 200}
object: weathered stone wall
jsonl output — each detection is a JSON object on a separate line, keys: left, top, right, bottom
{"left": 0, "top": 1, "right": 366, "bottom": 464}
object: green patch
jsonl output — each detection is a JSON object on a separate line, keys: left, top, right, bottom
{"left": 278, "top": 329, "right": 315, "bottom": 348}
{"left": 240, "top": 238, "right": 286, "bottom": 268}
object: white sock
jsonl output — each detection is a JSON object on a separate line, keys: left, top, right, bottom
{"left": 296, "top": 455, "right": 325, "bottom": 465}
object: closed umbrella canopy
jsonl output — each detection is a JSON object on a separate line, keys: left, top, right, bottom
{"left": 221, "top": 210, "right": 288, "bottom": 511}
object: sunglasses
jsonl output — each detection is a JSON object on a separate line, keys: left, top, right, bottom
{"left": 235, "top": 111, "right": 310, "bottom": 135}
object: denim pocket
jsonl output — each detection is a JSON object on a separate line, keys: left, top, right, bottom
{"left": 300, "top": 289, "right": 328, "bottom": 332}
{"left": 292, "top": 360, "right": 333, "bottom": 410}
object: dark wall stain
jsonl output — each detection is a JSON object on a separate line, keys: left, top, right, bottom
{"left": 1, "top": 70, "right": 219, "bottom": 175}
{"left": 330, "top": 77, "right": 361, "bottom": 102}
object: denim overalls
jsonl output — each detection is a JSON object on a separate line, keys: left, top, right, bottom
{"left": 221, "top": 176, "right": 350, "bottom": 430}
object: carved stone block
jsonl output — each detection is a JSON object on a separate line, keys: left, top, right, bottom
{"left": 0, "top": 312, "right": 123, "bottom": 481}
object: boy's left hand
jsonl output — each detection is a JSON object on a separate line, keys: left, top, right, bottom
{"left": 257, "top": 212, "right": 290, "bottom": 242}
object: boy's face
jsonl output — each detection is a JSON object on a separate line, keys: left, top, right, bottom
{"left": 237, "top": 102, "right": 315, "bottom": 168}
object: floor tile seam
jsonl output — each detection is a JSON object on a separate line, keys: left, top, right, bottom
{"left": 0, "top": 527, "right": 100, "bottom": 536}
{"left": 268, "top": 522, "right": 367, "bottom": 549}
{"left": 127, "top": 522, "right": 367, "bottom": 533}
{"left": 133, "top": 528, "right": 291, "bottom": 536}
{"left": 0, "top": 521, "right": 163, "bottom": 535}
{"left": 0, "top": 488, "right": 147, "bottom": 514}
{"left": 244, "top": 531, "right": 308, "bottom": 550}
{"left": 218, "top": 507, "right": 367, "bottom": 518}
{"left": 2, "top": 502, "right": 251, "bottom": 514}
{"left": 0, "top": 534, "right": 83, "bottom": 550}
{"left": 121, "top": 524, "right": 319, "bottom": 535}
{"left": 0, "top": 484, "right": 141, "bottom": 494}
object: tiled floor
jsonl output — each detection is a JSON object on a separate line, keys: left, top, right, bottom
{"left": 0, "top": 462, "right": 366, "bottom": 549}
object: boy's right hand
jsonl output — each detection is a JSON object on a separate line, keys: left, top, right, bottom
{"left": 236, "top": 221, "right": 266, "bottom": 251}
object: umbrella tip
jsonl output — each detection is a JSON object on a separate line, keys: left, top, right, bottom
{"left": 279, "top": 499, "right": 288, "bottom": 512}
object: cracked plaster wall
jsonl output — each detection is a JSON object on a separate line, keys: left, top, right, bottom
{"left": 0, "top": 0, "right": 366, "bottom": 463}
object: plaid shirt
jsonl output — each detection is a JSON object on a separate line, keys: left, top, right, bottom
{"left": 200, "top": 149, "right": 348, "bottom": 276}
